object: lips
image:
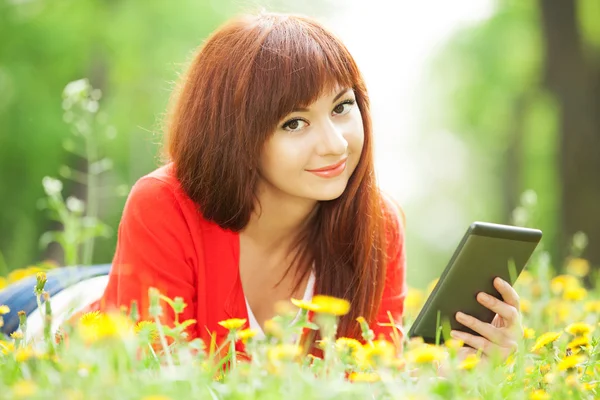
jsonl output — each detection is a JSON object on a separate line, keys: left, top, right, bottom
{"left": 307, "top": 158, "right": 347, "bottom": 172}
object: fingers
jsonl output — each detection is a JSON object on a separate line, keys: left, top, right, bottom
{"left": 450, "top": 329, "right": 516, "bottom": 358}
{"left": 476, "top": 291, "right": 520, "bottom": 326}
{"left": 493, "top": 277, "right": 520, "bottom": 310}
{"left": 455, "top": 311, "right": 505, "bottom": 345}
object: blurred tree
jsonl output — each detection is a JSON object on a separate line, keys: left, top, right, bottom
{"left": 0, "top": 0, "right": 232, "bottom": 268}
{"left": 428, "top": 0, "right": 599, "bottom": 269}
{"left": 539, "top": 0, "right": 600, "bottom": 267}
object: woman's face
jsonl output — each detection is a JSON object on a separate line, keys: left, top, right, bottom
{"left": 258, "top": 86, "right": 364, "bottom": 202}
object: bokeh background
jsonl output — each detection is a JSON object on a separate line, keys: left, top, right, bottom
{"left": 1, "top": 0, "right": 598, "bottom": 289}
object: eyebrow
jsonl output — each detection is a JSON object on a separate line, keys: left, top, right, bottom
{"left": 291, "top": 88, "right": 351, "bottom": 113}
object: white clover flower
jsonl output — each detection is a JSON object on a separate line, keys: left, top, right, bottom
{"left": 66, "top": 196, "right": 85, "bottom": 213}
{"left": 42, "top": 177, "right": 63, "bottom": 196}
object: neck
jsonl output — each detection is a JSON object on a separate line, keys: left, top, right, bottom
{"left": 242, "top": 182, "right": 318, "bottom": 252}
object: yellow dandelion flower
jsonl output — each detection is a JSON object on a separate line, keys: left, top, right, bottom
{"left": 583, "top": 382, "right": 597, "bottom": 391}
{"left": 0, "top": 305, "right": 9, "bottom": 315}
{"left": 134, "top": 321, "right": 159, "bottom": 342}
{"left": 458, "top": 353, "right": 480, "bottom": 370}
{"left": 543, "top": 372, "right": 556, "bottom": 385}
{"left": 14, "top": 347, "right": 35, "bottom": 362}
{"left": 78, "top": 312, "right": 134, "bottom": 343}
{"left": 263, "top": 319, "right": 283, "bottom": 338}
{"left": 523, "top": 327, "right": 536, "bottom": 339}
{"left": 516, "top": 270, "right": 533, "bottom": 286}
{"left": 336, "top": 337, "right": 363, "bottom": 358}
{"left": 10, "top": 331, "right": 23, "bottom": 340}
{"left": 290, "top": 298, "right": 320, "bottom": 312}
{"left": 405, "top": 288, "right": 425, "bottom": 316}
{"left": 7, "top": 269, "right": 33, "bottom": 283}
{"left": 360, "top": 339, "right": 396, "bottom": 368}
{"left": 566, "top": 258, "right": 590, "bottom": 277}
{"left": 525, "top": 366, "right": 535, "bottom": 375}
{"left": 140, "top": 396, "right": 173, "bottom": 400}
{"left": 79, "top": 311, "right": 101, "bottom": 325}
{"left": 558, "top": 355, "right": 586, "bottom": 371}
{"left": 217, "top": 318, "right": 246, "bottom": 331}
{"left": 237, "top": 328, "right": 257, "bottom": 343}
{"left": 267, "top": 344, "right": 301, "bottom": 364}
{"left": 444, "top": 338, "right": 464, "bottom": 350}
{"left": 567, "top": 335, "right": 590, "bottom": 352}
{"left": 0, "top": 340, "right": 14, "bottom": 355}
{"left": 531, "top": 332, "right": 562, "bottom": 352}
{"left": 529, "top": 389, "right": 550, "bottom": 400}
{"left": 311, "top": 295, "right": 350, "bottom": 316}
{"left": 540, "top": 363, "right": 551, "bottom": 374}
{"left": 550, "top": 275, "right": 580, "bottom": 295}
{"left": 584, "top": 300, "right": 600, "bottom": 313}
{"left": 563, "top": 286, "right": 587, "bottom": 301}
{"left": 0, "top": 277, "right": 7, "bottom": 290}
{"left": 407, "top": 336, "right": 425, "bottom": 349}
{"left": 565, "top": 322, "right": 594, "bottom": 337}
{"left": 348, "top": 372, "right": 380, "bottom": 383}
{"left": 520, "top": 299, "right": 532, "bottom": 314}
{"left": 426, "top": 278, "right": 439, "bottom": 296}
{"left": 12, "top": 379, "right": 37, "bottom": 398}
{"left": 565, "top": 374, "right": 579, "bottom": 387}
{"left": 406, "top": 344, "right": 447, "bottom": 365}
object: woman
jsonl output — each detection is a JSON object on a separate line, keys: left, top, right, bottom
{"left": 83, "top": 12, "right": 522, "bottom": 359}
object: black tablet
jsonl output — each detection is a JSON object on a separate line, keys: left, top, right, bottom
{"left": 407, "top": 222, "right": 542, "bottom": 344}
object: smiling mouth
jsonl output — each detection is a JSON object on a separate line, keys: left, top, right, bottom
{"left": 306, "top": 158, "right": 348, "bottom": 172}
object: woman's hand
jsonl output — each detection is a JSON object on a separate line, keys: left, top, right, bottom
{"left": 450, "top": 277, "right": 523, "bottom": 362}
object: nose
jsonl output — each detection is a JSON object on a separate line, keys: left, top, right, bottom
{"left": 315, "top": 119, "right": 348, "bottom": 156}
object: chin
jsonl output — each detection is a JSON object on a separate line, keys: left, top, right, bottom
{"left": 310, "top": 181, "right": 349, "bottom": 201}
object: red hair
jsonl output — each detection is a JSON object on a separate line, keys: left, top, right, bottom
{"left": 164, "top": 12, "right": 387, "bottom": 339}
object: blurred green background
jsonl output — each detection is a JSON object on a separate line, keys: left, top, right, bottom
{"left": 0, "top": 0, "right": 598, "bottom": 288}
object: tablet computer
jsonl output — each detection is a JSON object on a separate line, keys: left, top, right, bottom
{"left": 407, "top": 221, "right": 542, "bottom": 344}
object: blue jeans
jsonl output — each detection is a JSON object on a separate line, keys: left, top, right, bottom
{"left": 0, "top": 264, "right": 111, "bottom": 336}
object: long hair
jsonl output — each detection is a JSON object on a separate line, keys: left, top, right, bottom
{"left": 164, "top": 12, "right": 387, "bottom": 339}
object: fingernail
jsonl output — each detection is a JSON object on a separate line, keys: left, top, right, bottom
{"left": 451, "top": 330, "right": 463, "bottom": 339}
{"left": 478, "top": 292, "right": 490, "bottom": 303}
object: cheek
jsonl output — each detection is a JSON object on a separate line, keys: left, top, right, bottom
{"left": 259, "top": 137, "right": 310, "bottom": 181}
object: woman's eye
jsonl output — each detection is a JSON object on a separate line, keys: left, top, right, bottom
{"left": 282, "top": 118, "right": 308, "bottom": 132}
{"left": 333, "top": 99, "right": 355, "bottom": 116}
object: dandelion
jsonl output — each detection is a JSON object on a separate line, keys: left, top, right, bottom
{"left": 458, "top": 353, "right": 480, "bottom": 370}
{"left": 565, "top": 322, "right": 594, "bottom": 337}
{"left": 0, "top": 305, "right": 9, "bottom": 315}
{"left": 78, "top": 312, "right": 134, "bottom": 343}
{"left": 531, "top": 331, "right": 561, "bottom": 352}
{"left": 14, "top": 347, "right": 35, "bottom": 362}
{"left": 558, "top": 355, "right": 586, "bottom": 371}
{"left": 520, "top": 299, "right": 532, "bottom": 314}
{"left": 348, "top": 372, "right": 380, "bottom": 383}
{"left": 311, "top": 295, "right": 351, "bottom": 316}
{"left": 529, "top": 389, "right": 550, "bottom": 400}
{"left": 584, "top": 300, "right": 600, "bottom": 313}
{"left": 444, "top": 338, "right": 464, "bottom": 350}
{"left": 267, "top": 344, "right": 301, "bottom": 364}
{"left": 406, "top": 344, "right": 447, "bottom": 365}
{"left": 405, "top": 288, "right": 425, "bottom": 316}
{"left": 263, "top": 319, "right": 283, "bottom": 338}
{"left": 12, "top": 380, "right": 37, "bottom": 398}
{"left": 359, "top": 339, "right": 396, "bottom": 368}
{"left": 563, "top": 286, "right": 587, "bottom": 301}
{"left": 140, "top": 396, "right": 173, "bottom": 400}
{"left": 335, "top": 337, "right": 363, "bottom": 358}
{"left": 583, "top": 382, "right": 598, "bottom": 391}
{"left": 566, "top": 257, "right": 590, "bottom": 277}
{"left": 523, "top": 327, "right": 536, "bottom": 339}
{"left": 237, "top": 328, "right": 257, "bottom": 343}
{"left": 134, "top": 320, "right": 159, "bottom": 342}
{"left": 290, "top": 298, "right": 321, "bottom": 312}
{"left": 0, "top": 340, "right": 14, "bottom": 355}
{"left": 217, "top": 318, "right": 246, "bottom": 331}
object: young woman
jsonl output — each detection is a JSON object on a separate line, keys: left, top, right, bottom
{"left": 82, "top": 12, "right": 523, "bottom": 359}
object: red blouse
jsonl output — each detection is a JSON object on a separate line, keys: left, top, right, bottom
{"left": 88, "top": 163, "right": 407, "bottom": 345}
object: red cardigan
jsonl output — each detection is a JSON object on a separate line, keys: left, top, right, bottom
{"left": 88, "top": 164, "right": 407, "bottom": 345}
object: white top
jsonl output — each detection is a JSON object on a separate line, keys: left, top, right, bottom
{"left": 244, "top": 271, "right": 316, "bottom": 339}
